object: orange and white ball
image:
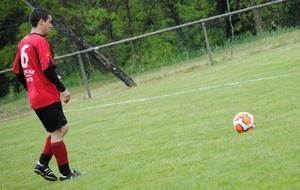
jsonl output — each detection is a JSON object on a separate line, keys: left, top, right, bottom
{"left": 233, "top": 112, "right": 256, "bottom": 133}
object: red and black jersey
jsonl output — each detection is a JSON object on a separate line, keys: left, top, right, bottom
{"left": 13, "top": 33, "right": 61, "bottom": 109}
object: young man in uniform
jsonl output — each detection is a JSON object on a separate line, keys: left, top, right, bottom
{"left": 12, "top": 8, "right": 82, "bottom": 181}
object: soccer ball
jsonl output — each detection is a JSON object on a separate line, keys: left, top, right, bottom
{"left": 233, "top": 112, "right": 256, "bottom": 133}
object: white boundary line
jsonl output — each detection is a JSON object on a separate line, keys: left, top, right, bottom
{"left": 64, "top": 72, "right": 300, "bottom": 112}
{"left": 1, "top": 72, "right": 299, "bottom": 122}
{"left": 0, "top": 112, "right": 33, "bottom": 122}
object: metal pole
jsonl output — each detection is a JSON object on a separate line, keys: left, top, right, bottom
{"left": 84, "top": 53, "right": 95, "bottom": 74}
{"left": 226, "top": 0, "right": 235, "bottom": 59}
{"left": 0, "top": 68, "right": 12, "bottom": 74}
{"left": 202, "top": 22, "right": 214, "bottom": 65}
{"left": 77, "top": 53, "right": 92, "bottom": 98}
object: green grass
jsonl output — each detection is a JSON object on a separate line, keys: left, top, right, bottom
{"left": 1, "top": 29, "right": 300, "bottom": 190}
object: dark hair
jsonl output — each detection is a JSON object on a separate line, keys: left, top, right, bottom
{"left": 29, "top": 8, "right": 51, "bottom": 27}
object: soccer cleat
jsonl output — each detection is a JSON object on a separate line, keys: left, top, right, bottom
{"left": 34, "top": 162, "right": 58, "bottom": 181}
{"left": 59, "top": 170, "right": 84, "bottom": 181}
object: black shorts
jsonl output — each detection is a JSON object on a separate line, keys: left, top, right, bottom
{"left": 34, "top": 102, "right": 68, "bottom": 132}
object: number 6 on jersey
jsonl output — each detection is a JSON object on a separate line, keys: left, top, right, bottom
{"left": 21, "top": 44, "right": 30, "bottom": 69}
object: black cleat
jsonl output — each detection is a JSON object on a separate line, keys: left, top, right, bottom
{"left": 59, "top": 170, "right": 84, "bottom": 181}
{"left": 34, "top": 162, "right": 58, "bottom": 181}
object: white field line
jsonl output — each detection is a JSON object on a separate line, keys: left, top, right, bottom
{"left": 1, "top": 72, "right": 299, "bottom": 122}
{"left": 0, "top": 112, "right": 33, "bottom": 122}
{"left": 64, "top": 72, "right": 300, "bottom": 112}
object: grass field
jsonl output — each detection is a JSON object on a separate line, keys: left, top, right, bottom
{"left": 1, "top": 29, "right": 300, "bottom": 190}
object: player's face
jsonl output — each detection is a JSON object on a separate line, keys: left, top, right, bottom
{"left": 42, "top": 15, "right": 53, "bottom": 35}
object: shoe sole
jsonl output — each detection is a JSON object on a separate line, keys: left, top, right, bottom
{"left": 34, "top": 169, "right": 58, "bottom": 181}
{"left": 60, "top": 171, "right": 86, "bottom": 181}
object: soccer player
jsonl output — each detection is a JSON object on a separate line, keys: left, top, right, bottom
{"left": 12, "top": 8, "right": 82, "bottom": 181}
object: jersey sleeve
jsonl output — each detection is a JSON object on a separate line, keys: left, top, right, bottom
{"left": 36, "top": 37, "right": 55, "bottom": 71}
{"left": 44, "top": 66, "right": 66, "bottom": 92}
{"left": 12, "top": 48, "right": 21, "bottom": 74}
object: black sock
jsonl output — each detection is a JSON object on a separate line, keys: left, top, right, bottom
{"left": 59, "top": 163, "right": 71, "bottom": 176}
{"left": 39, "top": 154, "right": 52, "bottom": 166}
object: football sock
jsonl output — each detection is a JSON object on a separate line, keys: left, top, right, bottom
{"left": 39, "top": 154, "right": 52, "bottom": 166}
{"left": 39, "top": 135, "right": 52, "bottom": 166}
{"left": 58, "top": 163, "right": 71, "bottom": 177}
{"left": 51, "top": 141, "right": 71, "bottom": 176}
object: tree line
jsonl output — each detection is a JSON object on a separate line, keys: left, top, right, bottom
{"left": 0, "top": 0, "right": 299, "bottom": 98}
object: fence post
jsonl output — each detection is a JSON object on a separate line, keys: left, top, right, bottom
{"left": 84, "top": 53, "right": 95, "bottom": 74}
{"left": 201, "top": 21, "right": 214, "bottom": 65}
{"left": 77, "top": 53, "right": 92, "bottom": 98}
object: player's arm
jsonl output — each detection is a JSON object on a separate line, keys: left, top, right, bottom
{"left": 43, "top": 66, "right": 71, "bottom": 103}
{"left": 36, "top": 37, "right": 65, "bottom": 92}
{"left": 44, "top": 66, "right": 65, "bottom": 92}
{"left": 37, "top": 37, "right": 71, "bottom": 103}
{"left": 16, "top": 68, "right": 27, "bottom": 91}
{"left": 12, "top": 49, "right": 27, "bottom": 91}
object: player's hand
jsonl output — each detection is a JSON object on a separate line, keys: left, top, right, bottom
{"left": 62, "top": 89, "right": 71, "bottom": 104}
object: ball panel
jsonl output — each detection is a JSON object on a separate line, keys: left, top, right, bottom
{"left": 235, "top": 124, "right": 244, "bottom": 133}
{"left": 241, "top": 114, "right": 251, "bottom": 125}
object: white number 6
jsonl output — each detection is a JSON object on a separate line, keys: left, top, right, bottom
{"left": 21, "top": 44, "right": 30, "bottom": 69}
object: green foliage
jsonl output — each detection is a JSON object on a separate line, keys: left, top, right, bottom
{"left": 1, "top": 0, "right": 300, "bottom": 99}
{"left": 0, "top": 45, "right": 16, "bottom": 69}
{"left": 62, "top": 71, "right": 82, "bottom": 88}
{"left": 0, "top": 86, "right": 27, "bottom": 105}
{"left": 0, "top": 1, "right": 28, "bottom": 47}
